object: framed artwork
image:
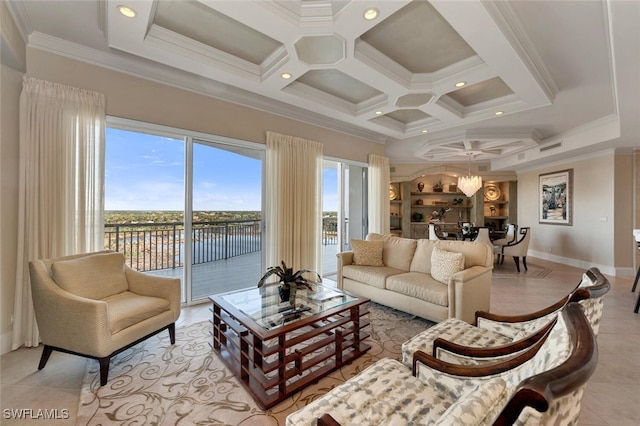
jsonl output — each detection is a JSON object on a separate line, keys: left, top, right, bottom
{"left": 539, "top": 169, "right": 573, "bottom": 225}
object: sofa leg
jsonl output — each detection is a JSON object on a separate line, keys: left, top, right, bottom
{"left": 38, "top": 345, "right": 54, "bottom": 370}
{"left": 522, "top": 256, "right": 528, "bottom": 271}
{"left": 98, "top": 357, "right": 111, "bottom": 386}
{"left": 168, "top": 323, "right": 176, "bottom": 344}
{"left": 513, "top": 256, "right": 521, "bottom": 272}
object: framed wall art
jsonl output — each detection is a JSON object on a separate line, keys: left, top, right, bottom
{"left": 539, "top": 169, "right": 573, "bottom": 225}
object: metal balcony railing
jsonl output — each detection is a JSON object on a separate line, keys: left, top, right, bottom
{"left": 104, "top": 216, "right": 337, "bottom": 272}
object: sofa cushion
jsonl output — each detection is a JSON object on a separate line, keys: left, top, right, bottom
{"left": 351, "top": 239, "right": 384, "bottom": 266}
{"left": 52, "top": 252, "right": 129, "bottom": 300}
{"left": 382, "top": 236, "right": 417, "bottom": 271}
{"left": 387, "top": 272, "right": 448, "bottom": 306}
{"left": 433, "top": 378, "right": 508, "bottom": 426}
{"left": 431, "top": 247, "right": 465, "bottom": 284}
{"left": 102, "top": 291, "right": 170, "bottom": 334}
{"left": 342, "top": 265, "right": 403, "bottom": 289}
{"left": 409, "top": 239, "right": 436, "bottom": 274}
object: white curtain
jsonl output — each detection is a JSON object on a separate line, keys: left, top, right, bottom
{"left": 265, "top": 132, "right": 323, "bottom": 277}
{"left": 367, "top": 154, "right": 390, "bottom": 234}
{"left": 12, "top": 77, "right": 106, "bottom": 349}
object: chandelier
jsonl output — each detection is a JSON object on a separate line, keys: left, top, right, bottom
{"left": 457, "top": 153, "right": 483, "bottom": 197}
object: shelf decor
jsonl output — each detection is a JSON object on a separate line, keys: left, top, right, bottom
{"left": 539, "top": 169, "right": 573, "bottom": 225}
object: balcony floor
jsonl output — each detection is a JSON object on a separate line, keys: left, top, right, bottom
{"left": 149, "top": 244, "right": 339, "bottom": 302}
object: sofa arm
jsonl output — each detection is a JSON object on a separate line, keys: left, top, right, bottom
{"left": 126, "top": 267, "right": 181, "bottom": 322}
{"left": 336, "top": 251, "right": 354, "bottom": 290}
{"left": 448, "top": 266, "right": 492, "bottom": 324}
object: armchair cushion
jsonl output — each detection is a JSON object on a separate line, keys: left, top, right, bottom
{"left": 102, "top": 291, "right": 171, "bottom": 334}
{"left": 433, "top": 378, "right": 507, "bottom": 426}
{"left": 51, "top": 252, "right": 128, "bottom": 300}
{"left": 431, "top": 247, "right": 465, "bottom": 285}
{"left": 351, "top": 239, "right": 384, "bottom": 266}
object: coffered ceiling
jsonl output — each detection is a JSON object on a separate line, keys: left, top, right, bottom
{"left": 4, "top": 0, "right": 639, "bottom": 170}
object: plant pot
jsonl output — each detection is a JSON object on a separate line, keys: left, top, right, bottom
{"left": 278, "top": 285, "right": 290, "bottom": 303}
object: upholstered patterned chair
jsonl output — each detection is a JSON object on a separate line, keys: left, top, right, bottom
{"left": 286, "top": 303, "right": 598, "bottom": 426}
{"left": 401, "top": 267, "right": 609, "bottom": 368}
{"left": 29, "top": 251, "right": 181, "bottom": 385}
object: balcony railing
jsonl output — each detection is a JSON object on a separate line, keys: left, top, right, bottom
{"left": 104, "top": 217, "right": 337, "bottom": 272}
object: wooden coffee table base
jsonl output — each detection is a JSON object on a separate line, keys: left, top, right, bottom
{"left": 210, "top": 300, "right": 370, "bottom": 409}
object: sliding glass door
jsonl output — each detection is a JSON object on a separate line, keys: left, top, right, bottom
{"left": 188, "top": 140, "right": 263, "bottom": 300}
{"left": 106, "top": 120, "right": 265, "bottom": 304}
{"left": 322, "top": 160, "right": 367, "bottom": 278}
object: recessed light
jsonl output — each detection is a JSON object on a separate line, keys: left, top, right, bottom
{"left": 363, "top": 8, "right": 379, "bottom": 20}
{"left": 117, "top": 5, "right": 136, "bottom": 18}
{"left": 375, "top": 111, "right": 383, "bottom": 115}
{"left": 494, "top": 111, "right": 504, "bottom": 116}
{"left": 455, "top": 81, "right": 466, "bottom": 87}
{"left": 421, "top": 129, "right": 428, "bottom": 133}
{"left": 281, "top": 72, "right": 292, "bottom": 79}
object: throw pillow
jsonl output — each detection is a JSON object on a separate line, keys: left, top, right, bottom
{"left": 351, "top": 239, "right": 384, "bottom": 266}
{"left": 431, "top": 246, "right": 465, "bottom": 284}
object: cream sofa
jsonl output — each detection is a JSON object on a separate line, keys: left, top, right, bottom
{"left": 337, "top": 233, "right": 493, "bottom": 324}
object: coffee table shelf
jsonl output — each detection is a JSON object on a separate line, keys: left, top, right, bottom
{"left": 209, "top": 284, "right": 370, "bottom": 409}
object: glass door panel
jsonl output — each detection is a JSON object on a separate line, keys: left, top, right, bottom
{"left": 189, "top": 140, "right": 263, "bottom": 300}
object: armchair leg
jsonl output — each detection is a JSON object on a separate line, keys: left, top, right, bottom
{"left": 513, "top": 256, "right": 521, "bottom": 273}
{"left": 168, "top": 323, "right": 176, "bottom": 344}
{"left": 98, "top": 357, "right": 111, "bottom": 386}
{"left": 38, "top": 345, "right": 54, "bottom": 370}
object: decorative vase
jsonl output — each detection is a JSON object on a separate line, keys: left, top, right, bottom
{"left": 278, "top": 284, "right": 291, "bottom": 303}
{"left": 417, "top": 182, "right": 425, "bottom": 192}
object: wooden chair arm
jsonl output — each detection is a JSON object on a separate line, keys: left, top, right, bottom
{"left": 474, "top": 295, "right": 570, "bottom": 325}
{"left": 413, "top": 326, "right": 550, "bottom": 378}
{"left": 432, "top": 317, "right": 557, "bottom": 358}
{"left": 318, "top": 413, "right": 342, "bottom": 426}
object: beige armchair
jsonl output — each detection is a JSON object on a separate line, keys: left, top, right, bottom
{"left": 29, "top": 251, "right": 181, "bottom": 385}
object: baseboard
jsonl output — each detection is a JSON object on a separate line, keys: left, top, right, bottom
{"left": 528, "top": 251, "right": 618, "bottom": 276}
{"left": 1, "top": 330, "right": 12, "bottom": 356}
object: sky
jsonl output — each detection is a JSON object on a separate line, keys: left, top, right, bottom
{"left": 105, "top": 128, "right": 338, "bottom": 211}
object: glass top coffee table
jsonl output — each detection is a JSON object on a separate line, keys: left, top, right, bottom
{"left": 209, "top": 283, "right": 370, "bottom": 409}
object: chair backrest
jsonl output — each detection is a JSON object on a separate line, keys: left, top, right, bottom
{"left": 428, "top": 224, "right": 443, "bottom": 240}
{"left": 503, "top": 227, "right": 530, "bottom": 256}
{"left": 573, "top": 267, "right": 611, "bottom": 336}
{"left": 505, "top": 224, "right": 517, "bottom": 241}
{"left": 494, "top": 303, "right": 598, "bottom": 425}
{"left": 473, "top": 227, "right": 493, "bottom": 247}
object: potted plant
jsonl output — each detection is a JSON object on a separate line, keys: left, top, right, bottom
{"left": 258, "top": 261, "right": 322, "bottom": 303}
{"left": 432, "top": 179, "right": 444, "bottom": 192}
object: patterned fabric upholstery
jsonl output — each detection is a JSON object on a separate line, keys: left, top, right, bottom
{"left": 513, "top": 388, "right": 586, "bottom": 426}
{"left": 285, "top": 358, "right": 508, "bottom": 426}
{"left": 401, "top": 318, "right": 512, "bottom": 367}
{"left": 415, "top": 313, "right": 573, "bottom": 395}
{"left": 430, "top": 247, "right": 465, "bottom": 284}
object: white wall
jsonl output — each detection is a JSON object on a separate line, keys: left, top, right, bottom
{"left": 517, "top": 152, "right": 618, "bottom": 274}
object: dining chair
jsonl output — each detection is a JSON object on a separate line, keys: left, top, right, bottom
{"left": 496, "top": 227, "right": 531, "bottom": 272}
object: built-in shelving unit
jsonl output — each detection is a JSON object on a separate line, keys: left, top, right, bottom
{"left": 390, "top": 177, "right": 517, "bottom": 239}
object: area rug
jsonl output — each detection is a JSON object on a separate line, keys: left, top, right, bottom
{"left": 492, "top": 260, "right": 553, "bottom": 279}
{"left": 77, "top": 303, "right": 432, "bottom": 425}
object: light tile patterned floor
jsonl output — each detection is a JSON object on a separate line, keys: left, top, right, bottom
{"left": 1, "top": 257, "right": 639, "bottom": 425}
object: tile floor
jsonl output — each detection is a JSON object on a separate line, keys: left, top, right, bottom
{"left": 1, "top": 257, "right": 639, "bottom": 425}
